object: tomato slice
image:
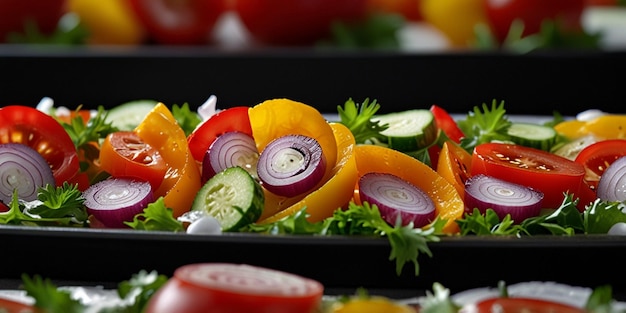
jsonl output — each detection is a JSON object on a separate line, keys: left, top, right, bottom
{"left": 187, "top": 106, "right": 253, "bottom": 163}
{"left": 474, "top": 297, "right": 586, "bottom": 313}
{"left": 429, "top": 104, "right": 464, "bottom": 143}
{"left": 471, "top": 143, "right": 586, "bottom": 210}
{"left": 0, "top": 297, "right": 39, "bottom": 313}
{"left": 99, "top": 131, "right": 168, "bottom": 190}
{"left": 573, "top": 139, "right": 626, "bottom": 205}
{"left": 128, "top": 0, "right": 226, "bottom": 45}
{"left": 145, "top": 263, "right": 324, "bottom": 313}
{"left": 0, "top": 105, "right": 80, "bottom": 186}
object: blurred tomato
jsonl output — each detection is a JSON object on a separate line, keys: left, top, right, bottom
{"left": 69, "top": 0, "right": 146, "bottom": 45}
{"left": 420, "top": 0, "right": 488, "bottom": 47}
{"left": 0, "top": 0, "right": 67, "bottom": 42}
{"left": 368, "top": 0, "right": 423, "bottom": 21}
{"left": 233, "top": 0, "right": 369, "bottom": 45}
{"left": 128, "top": 0, "right": 226, "bottom": 45}
{"left": 586, "top": 0, "right": 620, "bottom": 5}
{"left": 484, "top": 0, "right": 586, "bottom": 44}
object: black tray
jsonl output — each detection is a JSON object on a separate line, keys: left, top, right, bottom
{"left": 1, "top": 47, "right": 625, "bottom": 116}
{"left": 3, "top": 225, "right": 626, "bottom": 299}
{"left": 1, "top": 48, "right": 626, "bottom": 298}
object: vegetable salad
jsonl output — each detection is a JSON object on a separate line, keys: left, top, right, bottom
{"left": 1, "top": 96, "right": 626, "bottom": 277}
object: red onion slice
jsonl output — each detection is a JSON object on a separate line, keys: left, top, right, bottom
{"left": 202, "top": 131, "right": 259, "bottom": 183}
{"left": 464, "top": 174, "right": 544, "bottom": 223}
{"left": 257, "top": 134, "right": 326, "bottom": 197}
{"left": 358, "top": 172, "right": 436, "bottom": 228}
{"left": 83, "top": 178, "right": 154, "bottom": 228}
{"left": 597, "top": 155, "right": 626, "bottom": 202}
{"left": 0, "top": 143, "right": 55, "bottom": 203}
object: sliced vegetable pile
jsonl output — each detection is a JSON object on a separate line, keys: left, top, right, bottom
{"left": 2, "top": 96, "right": 626, "bottom": 277}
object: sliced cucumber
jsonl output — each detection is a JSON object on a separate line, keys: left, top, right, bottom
{"left": 373, "top": 109, "right": 437, "bottom": 152}
{"left": 105, "top": 99, "right": 158, "bottom": 131}
{"left": 191, "top": 166, "right": 265, "bottom": 232}
{"left": 506, "top": 122, "right": 557, "bottom": 151}
{"left": 552, "top": 135, "right": 598, "bottom": 160}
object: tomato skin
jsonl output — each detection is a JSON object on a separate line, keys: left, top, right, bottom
{"left": 0, "top": 0, "right": 67, "bottom": 42}
{"left": 145, "top": 263, "right": 324, "bottom": 313}
{"left": 99, "top": 131, "right": 168, "bottom": 190}
{"left": 128, "top": 0, "right": 226, "bottom": 45}
{"left": 367, "top": 0, "right": 423, "bottom": 21}
{"left": 573, "top": 139, "right": 626, "bottom": 205}
{"left": 471, "top": 143, "right": 586, "bottom": 210}
{"left": 473, "top": 297, "right": 586, "bottom": 313}
{"left": 484, "top": 0, "right": 586, "bottom": 44}
{"left": 233, "top": 0, "right": 369, "bottom": 45}
{"left": 0, "top": 105, "right": 80, "bottom": 187}
{"left": 187, "top": 106, "right": 253, "bottom": 163}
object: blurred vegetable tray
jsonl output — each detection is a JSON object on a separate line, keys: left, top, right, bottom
{"left": 1, "top": 48, "right": 626, "bottom": 298}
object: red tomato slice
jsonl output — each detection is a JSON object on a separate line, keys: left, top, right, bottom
{"left": 0, "top": 105, "right": 80, "bottom": 186}
{"left": 474, "top": 297, "right": 586, "bottom": 313}
{"left": 233, "top": 0, "right": 368, "bottom": 45}
{"left": 0, "top": 297, "right": 38, "bottom": 313}
{"left": 99, "top": 131, "right": 168, "bottom": 190}
{"left": 471, "top": 143, "right": 585, "bottom": 210}
{"left": 574, "top": 139, "right": 626, "bottom": 205}
{"left": 128, "top": 0, "right": 226, "bottom": 45}
{"left": 429, "top": 104, "right": 464, "bottom": 143}
{"left": 145, "top": 263, "right": 324, "bottom": 313}
{"left": 0, "top": 0, "right": 67, "bottom": 43}
{"left": 187, "top": 106, "right": 253, "bottom": 163}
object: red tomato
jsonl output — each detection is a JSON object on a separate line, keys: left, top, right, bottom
{"left": 367, "top": 0, "right": 423, "bottom": 21}
{"left": 0, "top": 105, "right": 80, "bottom": 186}
{"left": 233, "top": 0, "right": 369, "bottom": 45}
{"left": 128, "top": 0, "right": 226, "bottom": 45}
{"left": 187, "top": 106, "right": 253, "bottom": 163}
{"left": 474, "top": 297, "right": 586, "bottom": 313}
{"left": 99, "top": 131, "right": 168, "bottom": 190}
{"left": 574, "top": 139, "right": 626, "bottom": 205}
{"left": 0, "top": 298, "right": 39, "bottom": 313}
{"left": 0, "top": 0, "right": 67, "bottom": 42}
{"left": 484, "top": 0, "right": 586, "bottom": 44}
{"left": 145, "top": 263, "right": 324, "bottom": 313}
{"left": 429, "top": 104, "right": 464, "bottom": 143}
{"left": 471, "top": 143, "right": 585, "bottom": 210}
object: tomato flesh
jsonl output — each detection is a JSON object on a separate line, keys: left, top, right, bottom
{"left": 474, "top": 297, "right": 587, "bottom": 313}
{"left": 0, "top": 105, "right": 80, "bottom": 186}
{"left": 573, "top": 139, "right": 626, "bottom": 205}
{"left": 471, "top": 143, "right": 585, "bottom": 210}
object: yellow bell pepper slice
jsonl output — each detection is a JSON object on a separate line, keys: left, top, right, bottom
{"left": 259, "top": 122, "right": 358, "bottom": 223}
{"left": 555, "top": 115, "right": 626, "bottom": 140}
{"left": 134, "top": 103, "right": 202, "bottom": 218}
{"left": 354, "top": 144, "right": 464, "bottom": 234}
{"left": 249, "top": 98, "right": 339, "bottom": 220}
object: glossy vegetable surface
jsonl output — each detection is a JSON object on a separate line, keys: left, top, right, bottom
{"left": 471, "top": 143, "right": 586, "bottom": 210}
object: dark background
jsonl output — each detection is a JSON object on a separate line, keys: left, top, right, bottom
{"left": 1, "top": 47, "right": 623, "bottom": 116}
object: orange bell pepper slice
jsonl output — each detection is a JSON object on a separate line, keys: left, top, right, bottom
{"left": 354, "top": 144, "right": 464, "bottom": 234}
{"left": 134, "top": 103, "right": 202, "bottom": 217}
{"left": 436, "top": 141, "right": 472, "bottom": 199}
{"left": 260, "top": 122, "right": 358, "bottom": 223}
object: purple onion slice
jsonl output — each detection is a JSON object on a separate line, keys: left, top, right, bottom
{"left": 202, "top": 131, "right": 259, "bottom": 183}
{"left": 464, "top": 174, "right": 544, "bottom": 223}
{"left": 358, "top": 172, "right": 436, "bottom": 228}
{"left": 597, "top": 155, "right": 626, "bottom": 202}
{"left": 83, "top": 178, "right": 154, "bottom": 228}
{"left": 0, "top": 143, "right": 55, "bottom": 204}
{"left": 257, "top": 134, "right": 326, "bottom": 197}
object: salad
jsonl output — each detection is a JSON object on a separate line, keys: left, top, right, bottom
{"left": 1, "top": 95, "right": 626, "bottom": 277}
{"left": 1, "top": 261, "right": 624, "bottom": 313}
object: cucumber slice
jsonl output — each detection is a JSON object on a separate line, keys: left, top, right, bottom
{"left": 373, "top": 109, "right": 437, "bottom": 152}
{"left": 506, "top": 122, "right": 557, "bottom": 151}
{"left": 191, "top": 166, "right": 265, "bottom": 232}
{"left": 106, "top": 99, "right": 158, "bottom": 131}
